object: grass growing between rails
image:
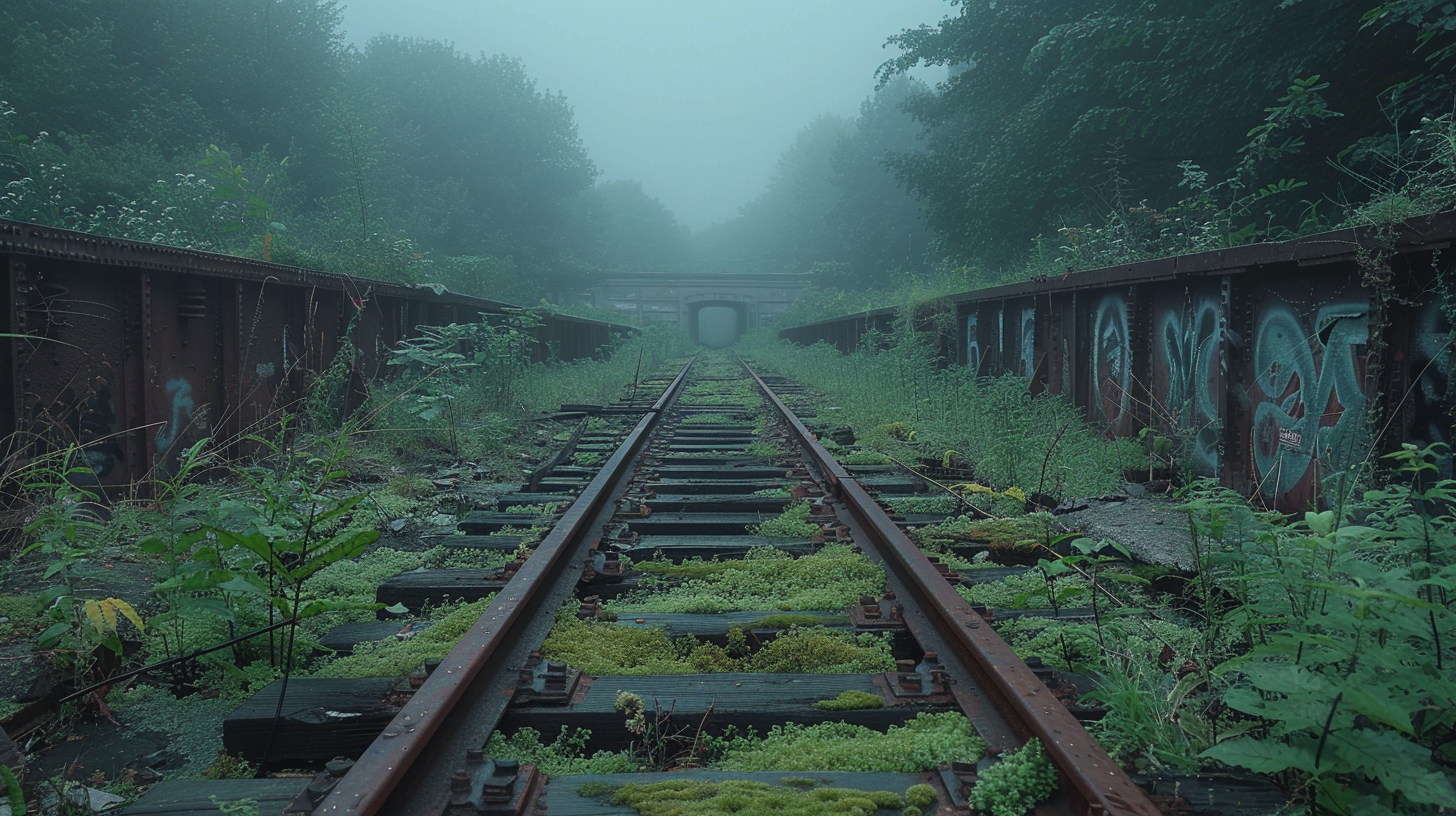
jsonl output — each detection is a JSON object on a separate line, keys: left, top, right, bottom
{"left": 608, "top": 544, "right": 884, "bottom": 615}
{"left": 485, "top": 712, "right": 983, "bottom": 777}
{"left": 739, "top": 329, "right": 1142, "bottom": 501}
{"left": 541, "top": 615, "right": 895, "bottom": 676}
{"left": 580, "top": 780, "right": 908, "bottom": 816}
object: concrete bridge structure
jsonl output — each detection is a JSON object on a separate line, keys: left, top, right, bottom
{"left": 588, "top": 273, "right": 811, "bottom": 347}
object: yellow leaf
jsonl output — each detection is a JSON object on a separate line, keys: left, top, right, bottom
{"left": 83, "top": 599, "right": 105, "bottom": 634}
{"left": 1002, "top": 487, "right": 1027, "bottom": 502}
{"left": 99, "top": 598, "right": 118, "bottom": 634}
{"left": 108, "top": 598, "right": 145, "bottom": 633}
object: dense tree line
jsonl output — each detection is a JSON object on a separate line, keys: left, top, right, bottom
{"left": 4, "top": 1, "right": 1453, "bottom": 302}
{"left": 0, "top": 0, "right": 691, "bottom": 302}
{"left": 877, "top": 0, "right": 1456, "bottom": 270}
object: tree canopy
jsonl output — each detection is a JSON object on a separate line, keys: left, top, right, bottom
{"left": 878, "top": 0, "right": 1456, "bottom": 268}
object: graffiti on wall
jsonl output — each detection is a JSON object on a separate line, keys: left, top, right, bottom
{"left": 1019, "top": 306, "right": 1036, "bottom": 378}
{"left": 966, "top": 313, "right": 980, "bottom": 373}
{"left": 1092, "top": 294, "right": 1131, "bottom": 425}
{"left": 1158, "top": 296, "right": 1222, "bottom": 476}
{"left": 1251, "top": 302, "right": 1369, "bottom": 503}
{"left": 154, "top": 378, "right": 195, "bottom": 451}
{"left": 1411, "top": 300, "right": 1453, "bottom": 476}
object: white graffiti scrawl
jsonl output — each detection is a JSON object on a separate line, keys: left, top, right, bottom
{"left": 1251, "top": 302, "right": 1368, "bottom": 503}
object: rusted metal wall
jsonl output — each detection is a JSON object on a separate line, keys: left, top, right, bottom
{"left": 783, "top": 213, "right": 1456, "bottom": 511}
{"left": 1, "top": 220, "right": 634, "bottom": 492}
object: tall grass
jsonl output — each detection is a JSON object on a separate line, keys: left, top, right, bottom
{"left": 741, "top": 326, "right": 1141, "bottom": 500}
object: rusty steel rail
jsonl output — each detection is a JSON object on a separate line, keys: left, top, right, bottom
{"left": 311, "top": 358, "right": 695, "bottom": 816}
{"left": 740, "top": 357, "right": 1161, "bottom": 816}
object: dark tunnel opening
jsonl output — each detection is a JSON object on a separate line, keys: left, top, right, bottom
{"left": 690, "top": 302, "right": 748, "bottom": 348}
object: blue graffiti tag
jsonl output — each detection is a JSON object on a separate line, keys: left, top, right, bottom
{"left": 1251, "top": 302, "right": 1368, "bottom": 501}
{"left": 154, "top": 378, "right": 194, "bottom": 450}
{"left": 1019, "top": 306, "right": 1036, "bottom": 378}
{"left": 966, "top": 313, "right": 981, "bottom": 372}
{"left": 1159, "top": 296, "right": 1222, "bottom": 476}
{"left": 1092, "top": 294, "right": 1130, "bottom": 424}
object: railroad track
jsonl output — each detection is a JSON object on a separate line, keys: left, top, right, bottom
{"left": 130, "top": 355, "right": 1160, "bottom": 815}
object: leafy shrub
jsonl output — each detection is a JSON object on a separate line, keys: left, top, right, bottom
{"left": 1193, "top": 445, "right": 1456, "bottom": 814}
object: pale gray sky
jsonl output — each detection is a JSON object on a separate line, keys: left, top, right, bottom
{"left": 336, "top": 0, "right": 948, "bottom": 230}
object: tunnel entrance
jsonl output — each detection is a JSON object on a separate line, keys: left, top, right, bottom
{"left": 688, "top": 300, "right": 749, "bottom": 348}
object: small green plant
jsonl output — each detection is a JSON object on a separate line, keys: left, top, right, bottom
{"left": 483, "top": 726, "right": 640, "bottom": 775}
{"left": 202, "top": 751, "right": 256, "bottom": 780}
{"left": 1, "top": 764, "right": 26, "bottom": 814}
{"left": 572, "top": 451, "right": 604, "bottom": 468}
{"left": 751, "top": 501, "right": 821, "bottom": 538}
{"left": 969, "top": 739, "right": 1058, "bottom": 816}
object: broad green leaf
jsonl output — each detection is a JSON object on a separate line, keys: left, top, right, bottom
{"left": 1201, "top": 737, "right": 1318, "bottom": 774}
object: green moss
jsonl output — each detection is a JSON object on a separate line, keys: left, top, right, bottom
{"left": 811, "top": 690, "right": 884, "bottom": 711}
{"left": 310, "top": 597, "right": 494, "bottom": 678}
{"left": 108, "top": 684, "right": 234, "bottom": 777}
{"left": 903, "top": 783, "right": 937, "bottom": 808}
{"left": 608, "top": 544, "right": 884, "bottom": 614}
{"left": 912, "top": 512, "right": 1054, "bottom": 549}
{"left": 751, "top": 614, "right": 846, "bottom": 629}
{"left": 540, "top": 618, "right": 892, "bottom": 676}
{"left": 600, "top": 779, "right": 904, "bottom": 816}
{"left": 708, "top": 712, "right": 983, "bottom": 772}
{"left": 750, "top": 501, "right": 821, "bottom": 538}
{"left": 635, "top": 558, "right": 737, "bottom": 580}
{"left": 743, "top": 629, "right": 894, "bottom": 674}
{"left": 956, "top": 571, "right": 1089, "bottom": 611}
